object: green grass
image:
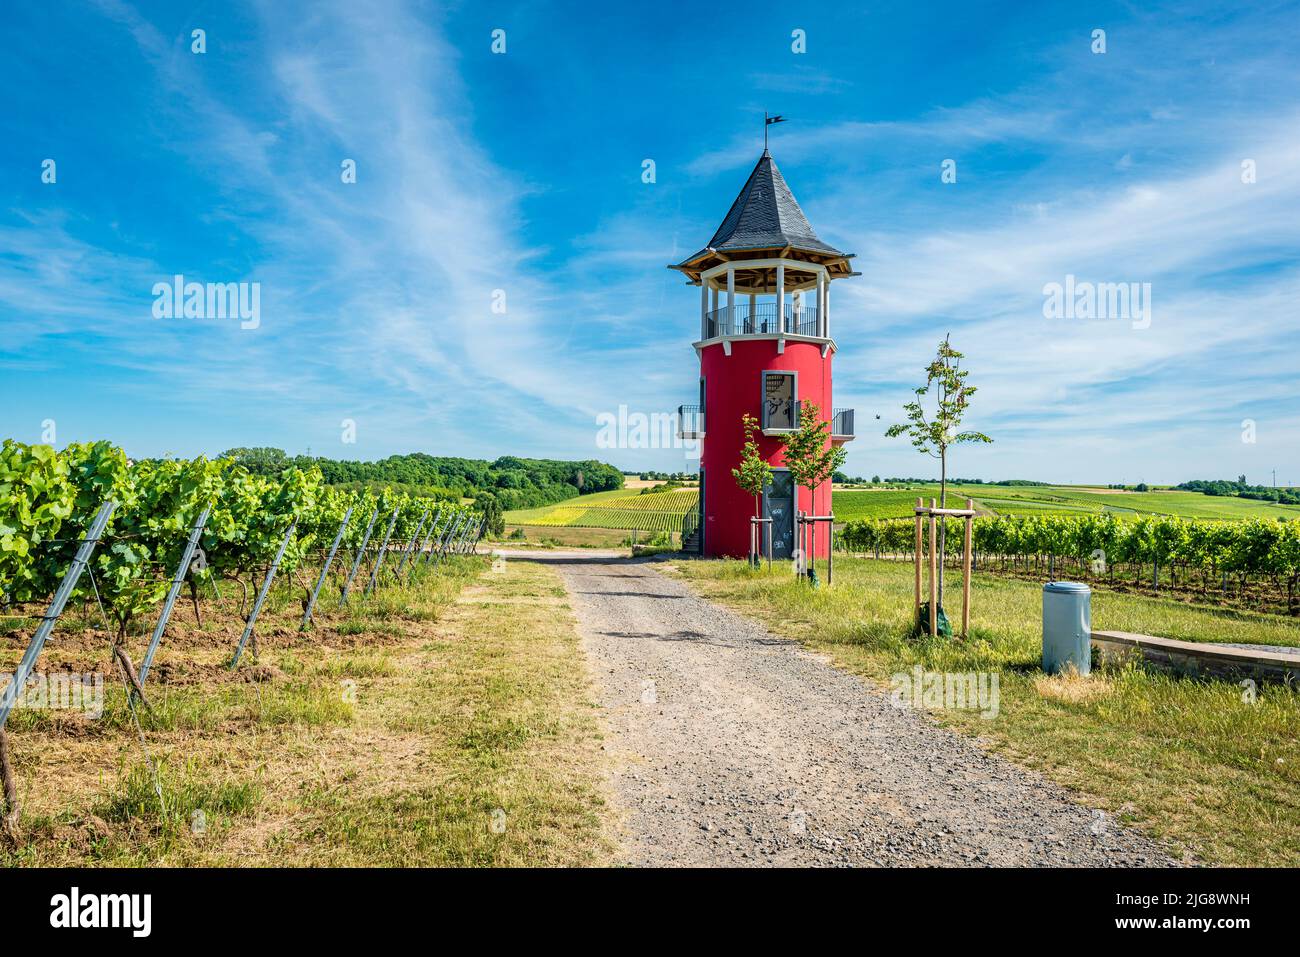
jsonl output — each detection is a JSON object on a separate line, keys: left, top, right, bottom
{"left": 95, "top": 759, "right": 262, "bottom": 839}
{"left": 666, "top": 556, "right": 1300, "bottom": 866}
{"left": 2, "top": 759, "right": 262, "bottom": 866}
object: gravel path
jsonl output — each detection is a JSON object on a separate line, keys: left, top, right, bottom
{"left": 497, "top": 550, "right": 1178, "bottom": 867}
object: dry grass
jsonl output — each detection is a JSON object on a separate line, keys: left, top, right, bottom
{"left": 0, "top": 556, "right": 613, "bottom": 867}
{"left": 1033, "top": 671, "right": 1111, "bottom": 705}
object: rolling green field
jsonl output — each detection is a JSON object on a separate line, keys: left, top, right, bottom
{"left": 833, "top": 484, "right": 1300, "bottom": 522}
{"left": 505, "top": 483, "right": 1300, "bottom": 534}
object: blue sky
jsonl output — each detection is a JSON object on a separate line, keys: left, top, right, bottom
{"left": 1, "top": 0, "right": 1298, "bottom": 484}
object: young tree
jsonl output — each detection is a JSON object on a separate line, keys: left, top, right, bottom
{"left": 885, "top": 335, "right": 991, "bottom": 602}
{"left": 732, "top": 413, "right": 773, "bottom": 564}
{"left": 779, "top": 401, "right": 847, "bottom": 580}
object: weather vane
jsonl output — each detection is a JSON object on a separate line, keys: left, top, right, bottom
{"left": 764, "top": 112, "right": 787, "bottom": 150}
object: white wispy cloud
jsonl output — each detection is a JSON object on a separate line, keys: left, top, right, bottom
{"left": 3, "top": 0, "right": 1297, "bottom": 483}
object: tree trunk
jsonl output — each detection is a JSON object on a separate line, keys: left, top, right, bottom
{"left": 0, "top": 722, "right": 19, "bottom": 842}
{"left": 938, "top": 454, "right": 947, "bottom": 605}
{"left": 189, "top": 578, "right": 203, "bottom": 627}
{"left": 0, "top": 728, "right": 21, "bottom": 845}
{"left": 113, "top": 642, "right": 151, "bottom": 711}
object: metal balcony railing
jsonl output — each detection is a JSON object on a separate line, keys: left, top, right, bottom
{"left": 677, "top": 404, "right": 704, "bottom": 439}
{"left": 831, "top": 407, "right": 855, "bottom": 440}
{"left": 704, "top": 302, "right": 821, "bottom": 339}
{"left": 764, "top": 403, "right": 854, "bottom": 438}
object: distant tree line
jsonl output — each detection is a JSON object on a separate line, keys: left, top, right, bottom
{"left": 221, "top": 448, "right": 624, "bottom": 511}
{"left": 631, "top": 471, "right": 698, "bottom": 482}
{"left": 1177, "top": 477, "right": 1300, "bottom": 506}
{"left": 833, "top": 474, "right": 1047, "bottom": 487}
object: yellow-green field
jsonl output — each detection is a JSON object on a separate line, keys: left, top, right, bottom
{"left": 505, "top": 487, "right": 699, "bottom": 533}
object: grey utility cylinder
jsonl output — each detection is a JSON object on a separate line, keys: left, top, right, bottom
{"left": 1042, "top": 581, "right": 1092, "bottom": 675}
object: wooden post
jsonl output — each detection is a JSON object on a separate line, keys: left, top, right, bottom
{"left": 828, "top": 512, "right": 834, "bottom": 587}
{"left": 962, "top": 498, "right": 973, "bottom": 639}
{"left": 928, "top": 498, "right": 938, "bottom": 638}
{"left": 913, "top": 497, "right": 923, "bottom": 614}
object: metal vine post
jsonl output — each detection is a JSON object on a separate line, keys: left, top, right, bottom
{"left": 412, "top": 506, "right": 443, "bottom": 573}
{"left": 339, "top": 507, "right": 380, "bottom": 605}
{"left": 139, "top": 504, "right": 211, "bottom": 686}
{"left": 0, "top": 500, "right": 117, "bottom": 730}
{"left": 436, "top": 515, "right": 464, "bottom": 565}
{"left": 301, "top": 506, "right": 353, "bottom": 630}
{"left": 395, "top": 507, "right": 429, "bottom": 576}
{"left": 423, "top": 510, "right": 452, "bottom": 566}
{"left": 230, "top": 519, "right": 297, "bottom": 668}
{"left": 364, "top": 508, "right": 400, "bottom": 597}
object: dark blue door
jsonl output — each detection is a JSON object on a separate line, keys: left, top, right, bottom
{"left": 763, "top": 471, "right": 794, "bottom": 558}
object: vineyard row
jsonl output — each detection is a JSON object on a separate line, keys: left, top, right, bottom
{"left": 837, "top": 513, "right": 1300, "bottom": 613}
{"left": 1, "top": 440, "right": 483, "bottom": 643}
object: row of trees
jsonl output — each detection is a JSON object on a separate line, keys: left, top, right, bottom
{"left": 836, "top": 475, "right": 1041, "bottom": 487}
{"left": 220, "top": 448, "right": 624, "bottom": 512}
{"left": 632, "top": 471, "right": 697, "bottom": 482}
{"left": 1178, "top": 477, "right": 1300, "bottom": 506}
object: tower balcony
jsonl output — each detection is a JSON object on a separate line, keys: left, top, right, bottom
{"left": 704, "top": 302, "right": 822, "bottom": 340}
{"left": 755, "top": 401, "right": 855, "bottom": 441}
{"left": 831, "top": 407, "right": 856, "bottom": 442}
{"left": 677, "top": 404, "right": 705, "bottom": 440}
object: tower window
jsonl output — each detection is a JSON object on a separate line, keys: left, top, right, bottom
{"left": 762, "top": 371, "right": 798, "bottom": 431}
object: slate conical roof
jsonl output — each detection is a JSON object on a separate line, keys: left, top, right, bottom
{"left": 671, "top": 151, "right": 852, "bottom": 283}
{"left": 704, "top": 150, "right": 844, "bottom": 256}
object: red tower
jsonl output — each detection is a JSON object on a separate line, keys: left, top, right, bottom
{"left": 671, "top": 151, "right": 856, "bottom": 560}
